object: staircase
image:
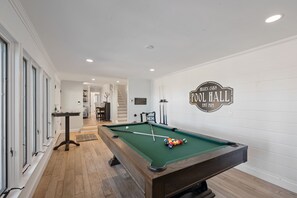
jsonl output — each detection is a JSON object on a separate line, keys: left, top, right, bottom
{"left": 117, "top": 85, "right": 128, "bottom": 123}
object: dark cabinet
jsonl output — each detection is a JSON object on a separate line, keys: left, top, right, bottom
{"left": 104, "top": 102, "right": 110, "bottom": 121}
{"left": 96, "top": 102, "right": 110, "bottom": 121}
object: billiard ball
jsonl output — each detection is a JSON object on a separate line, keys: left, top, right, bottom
{"left": 125, "top": 126, "right": 129, "bottom": 129}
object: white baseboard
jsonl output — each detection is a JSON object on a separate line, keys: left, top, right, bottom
{"left": 237, "top": 165, "right": 297, "bottom": 194}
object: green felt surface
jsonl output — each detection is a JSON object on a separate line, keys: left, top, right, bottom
{"left": 107, "top": 123, "right": 228, "bottom": 168}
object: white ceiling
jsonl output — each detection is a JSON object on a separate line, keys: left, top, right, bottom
{"left": 20, "top": 0, "right": 297, "bottom": 81}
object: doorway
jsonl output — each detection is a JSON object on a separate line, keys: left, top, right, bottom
{"left": 90, "top": 92, "right": 100, "bottom": 117}
{"left": 82, "top": 84, "right": 107, "bottom": 130}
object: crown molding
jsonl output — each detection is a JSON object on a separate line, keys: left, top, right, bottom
{"left": 8, "top": 0, "right": 59, "bottom": 76}
{"left": 158, "top": 34, "right": 297, "bottom": 80}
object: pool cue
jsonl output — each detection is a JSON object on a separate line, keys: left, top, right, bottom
{"left": 159, "top": 102, "right": 162, "bottom": 123}
{"left": 111, "top": 129, "right": 169, "bottom": 139}
{"left": 150, "top": 124, "right": 156, "bottom": 141}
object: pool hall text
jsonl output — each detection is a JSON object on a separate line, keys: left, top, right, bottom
{"left": 189, "top": 81, "right": 233, "bottom": 112}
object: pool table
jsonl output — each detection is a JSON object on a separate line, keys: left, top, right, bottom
{"left": 98, "top": 122, "right": 247, "bottom": 198}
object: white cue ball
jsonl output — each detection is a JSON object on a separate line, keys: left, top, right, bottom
{"left": 126, "top": 126, "right": 129, "bottom": 129}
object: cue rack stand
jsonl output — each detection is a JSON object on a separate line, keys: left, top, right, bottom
{"left": 159, "top": 99, "right": 168, "bottom": 125}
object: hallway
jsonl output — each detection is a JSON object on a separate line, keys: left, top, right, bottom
{"left": 81, "top": 114, "right": 111, "bottom": 132}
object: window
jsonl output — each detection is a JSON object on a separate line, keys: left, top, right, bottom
{"left": 22, "top": 58, "right": 28, "bottom": 167}
{"left": 31, "top": 66, "right": 37, "bottom": 155}
{"left": 0, "top": 37, "right": 7, "bottom": 194}
{"left": 43, "top": 75, "right": 50, "bottom": 142}
{"left": 46, "top": 78, "right": 49, "bottom": 139}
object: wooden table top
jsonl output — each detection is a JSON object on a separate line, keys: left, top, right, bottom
{"left": 52, "top": 112, "right": 80, "bottom": 117}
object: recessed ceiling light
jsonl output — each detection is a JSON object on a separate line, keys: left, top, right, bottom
{"left": 150, "top": 68, "right": 155, "bottom": 72}
{"left": 116, "top": 80, "right": 120, "bottom": 83}
{"left": 83, "top": 82, "right": 89, "bottom": 85}
{"left": 145, "top": 45, "right": 154, "bottom": 49}
{"left": 92, "top": 78, "right": 95, "bottom": 81}
{"left": 86, "top": 59, "right": 94, "bottom": 63}
{"left": 265, "top": 14, "right": 283, "bottom": 23}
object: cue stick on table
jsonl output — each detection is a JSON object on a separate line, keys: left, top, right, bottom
{"left": 149, "top": 124, "right": 156, "bottom": 141}
{"left": 111, "top": 129, "right": 169, "bottom": 139}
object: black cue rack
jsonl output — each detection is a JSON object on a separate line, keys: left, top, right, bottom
{"left": 159, "top": 99, "right": 168, "bottom": 125}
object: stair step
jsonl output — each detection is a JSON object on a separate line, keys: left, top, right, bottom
{"left": 118, "top": 119, "right": 127, "bottom": 122}
{"left": 118, "top": 106, "right": 127, "bottom": 109}
{"left": 118, "top": 88, "right": 127, "bottom": 123}
{"left": 80, "top": 126, "right": 98, "bottom": 132}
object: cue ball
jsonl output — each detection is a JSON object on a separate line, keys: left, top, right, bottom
{"left": 125, "top": 126, "right": 129, "bottom": 129}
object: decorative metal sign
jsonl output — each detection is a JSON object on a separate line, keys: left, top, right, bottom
{"left": 189, "top": 81, "right": 233, "bottom": 112}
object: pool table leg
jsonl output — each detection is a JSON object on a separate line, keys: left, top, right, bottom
{"left": 108, "top": 155, "right": 121, "bottom": 166}
{"left": 171, "top": 181, "right": 215, "bottom": 198}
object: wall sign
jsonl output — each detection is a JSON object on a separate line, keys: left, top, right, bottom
{"left": 189, "top": 81, "right": 233, "bottom": 112}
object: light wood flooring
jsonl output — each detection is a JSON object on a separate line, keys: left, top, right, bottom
{"left": 33, "top": 131, "right": 297, "bottom": 198}
{"left": 81, "top": 115, "right": 112, "bottom": 133}
{"left": 83, "top": 114, "right": 110, "bottom": 127}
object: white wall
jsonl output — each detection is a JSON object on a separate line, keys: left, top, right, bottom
{"left": 52, "top": 80, "right": 61, "bottom": 135}
{"left": 0, "top": 0, "right": 55, "bottom": 77}
{"left": 61, "top": 81, "right": 83, "bottom": 131}
{"left": 101, "top": 83, "right": 111, "bottom": 103}
{"left": 128, "top": 79, "right": 152, "bottom": 122}
{"left": 152, "top": 37, "right": 297, "bottom": 193}
{"left": 0, "top": 0, "right": 60, "bottom": 197}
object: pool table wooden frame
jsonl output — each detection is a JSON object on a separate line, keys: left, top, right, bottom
{"left": 98, "top": 122, "right": 247, "bottom": 198}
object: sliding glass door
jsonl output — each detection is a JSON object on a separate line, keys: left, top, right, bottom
{"left": 0, "top": 37, "right": 7, "bottom": 194}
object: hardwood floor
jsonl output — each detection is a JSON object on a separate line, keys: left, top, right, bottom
{"left": 33, "top": 132, "right": 297, "bottom": 198}
{"left": 83, "top": 114, "right": 112, "bottom": 127}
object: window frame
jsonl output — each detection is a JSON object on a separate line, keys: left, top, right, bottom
{"left": 21, "top": 51, "right": 42, "bottom": 170}
{"left": 0, "top": 23, "right": 19, "bottom": 195}
{"left": 43, "top": 73, "right": 51, "bottom": 144}
{"left": 31, "top": 65, "right": 37, "bottom": 156}
{"left": 0, "top": 36, "right": 8, "bottom": 195}
{"left": 21, "top": 57, "right": 28, "bottom": 168}
{"left": 0, "top": 24, "right": 57, "bottom": 196}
